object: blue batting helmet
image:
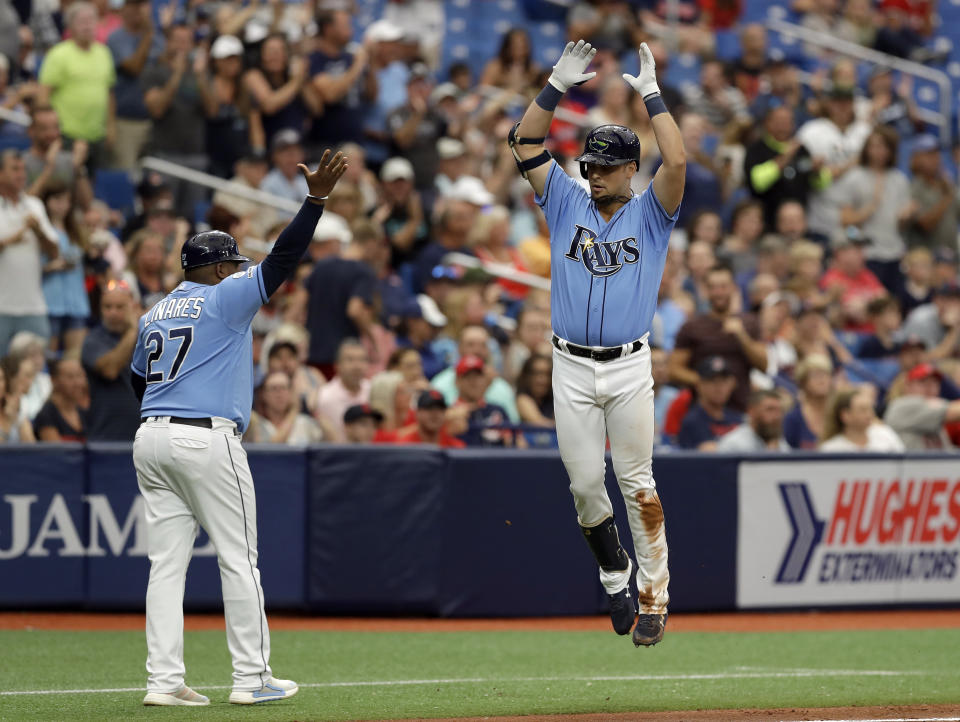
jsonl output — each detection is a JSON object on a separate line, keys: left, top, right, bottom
{"left": 574, "top": 124, "right": 641, "bottom": 179}
{"left": 181, "top": 231, "right": 250, "bottom": 271}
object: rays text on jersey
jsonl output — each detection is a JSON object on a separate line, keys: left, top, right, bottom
{"left": 564, "top": 224, "right": 639, "bottom": 278}
{"left": 143, "top": 297, "right": 205, "bottom": 327}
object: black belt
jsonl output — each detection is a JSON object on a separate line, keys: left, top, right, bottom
{"left": 142, "top": 416, "right": 213, "bottom": 428}
{"left": 552, "top": 334, "right": 644, "bottom": 362}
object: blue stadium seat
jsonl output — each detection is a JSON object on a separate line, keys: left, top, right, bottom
{"left": 0, "top": 135, "right": 30, "bottom": 152}
{"left": 93, "top": 169, "right": 135, "bottom": 219}
{"left": 194, "top": 200, "right": 212, "bottom": 227}
{"left": 715, "top": 30, "right": 740, "bottom": 62}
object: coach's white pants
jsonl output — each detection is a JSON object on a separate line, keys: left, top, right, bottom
{"left": 133, "top": 417, "right": 272, "bottom": 693}
{"left": 553, "top": 343, "right": 669, "bottom": 614}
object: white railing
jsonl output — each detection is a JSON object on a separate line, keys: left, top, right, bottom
{"left": 443, "top": 252, "right": 551, "bottom": 291}
{"left": 141, "top": 156, "right": 303, "bottom": 214}
{"left": 0, "top": 106, "right": 30, "bottom": 127}
{"left": 766, "top": 17, "right": 952, "bottom": 143}
{"left": 142, "top": 157, "right": 551, "bottom": 290}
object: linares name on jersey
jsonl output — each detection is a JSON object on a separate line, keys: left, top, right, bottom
{"left": 143, "top": 297, "right": 206, "bottom": 327}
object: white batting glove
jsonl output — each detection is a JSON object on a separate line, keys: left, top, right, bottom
{"left": 622, "top": 42, "right": 660, "bottom": 98}
{"left": 548, "top": 40, "right": 597, "bottom": 93}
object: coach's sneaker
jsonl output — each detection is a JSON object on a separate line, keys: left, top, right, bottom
{"left": 633, "top": 612, "right": 667, "bottom": 647}
{"left": 143, "top": 686, "right": 210, "bottom": 706}
{"left": 229, "top": 677, "right": 299, "bottom": 704}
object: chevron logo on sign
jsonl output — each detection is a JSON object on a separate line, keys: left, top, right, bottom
{"left": 775, "top": 483, "right": 825, "bottom": 584}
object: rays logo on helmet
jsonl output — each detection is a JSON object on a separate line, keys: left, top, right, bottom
{"left": 588, "top": 137, "right": 610, "bottom": 152}
{"left": 564, "top": 224, "right": 639, "bottom": 278}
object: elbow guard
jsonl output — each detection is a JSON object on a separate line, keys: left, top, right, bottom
{"left": 507, "top": 122, "right": 552, "bottom": 179}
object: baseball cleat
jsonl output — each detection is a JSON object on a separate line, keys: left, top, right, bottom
{"left": 607, "top": 585, "right": 637, "bottom": 635}
{"left": 229, "top": 677, "right": 299, "bottom": 704}
{"left": 633, "top": 612, "right": 667, "bottom": 647}
{"left": 143, "top": 686, "right": 210, "bottom": 706}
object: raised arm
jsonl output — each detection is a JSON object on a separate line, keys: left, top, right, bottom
{"left": 509, "top": 40, "right": 597, "bottom": 197}
{"left": 622, "top": 43, "right": 685, "bottom": 215}
{"left": 259, "top": 150, "right": 347, "bottom": 297}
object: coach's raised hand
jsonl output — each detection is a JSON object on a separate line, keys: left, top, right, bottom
{"left": 547, "top": 40, "right": 597, "bottom": 93}
{"left": 622, "top": 42, "right": 660, "bottom": 99}
{"left": 298, "top": 149, "right": 348, "bottom": 200}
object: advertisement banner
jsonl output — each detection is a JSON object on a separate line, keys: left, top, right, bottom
{"left": 737, "top": 459, "right": 960, "bottom": 607}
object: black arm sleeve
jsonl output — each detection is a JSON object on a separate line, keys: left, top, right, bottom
{"left": 260, "top": 200, "right": 325, "bottom": 298}
{"left": 131, "top": 370, "right": 146, "bottom": 403}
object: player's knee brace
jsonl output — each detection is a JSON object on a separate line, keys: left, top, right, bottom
{"left": 580, "top": 516, "right": 630, "bottom": 573}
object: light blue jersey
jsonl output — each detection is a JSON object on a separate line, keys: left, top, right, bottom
{"left": 536, "top": 162, "right": 678, "bottom": 347}
{"left": 131, "top": 265, "right": 267, "bottom": 432}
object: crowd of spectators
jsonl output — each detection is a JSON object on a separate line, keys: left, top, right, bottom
{"left": 0, "top": 0, "right": 958, "bottom": 453}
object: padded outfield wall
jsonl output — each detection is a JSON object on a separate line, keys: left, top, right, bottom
{"left": 0, "top": 444, "right": 957, "bottom": 613}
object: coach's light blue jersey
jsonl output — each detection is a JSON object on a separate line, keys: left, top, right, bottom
{"left": 132, "top": 264, "right": 267, "bottom": 432}
{"left": 536, "top": 162, "right": 678, "bottom": 348}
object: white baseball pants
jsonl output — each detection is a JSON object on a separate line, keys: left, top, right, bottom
{"left": 552, "top": 341, "right": 670, "bottom": 614}
{"left": 133, "top": 417, "right": 273, "bottom": 693}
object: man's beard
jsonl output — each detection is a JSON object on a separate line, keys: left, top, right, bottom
{"left": 593, "top": 192, "right": 632, "bottom": 207}
{"left": 756, "top": 421, "right": 782, "bottom": 443}
{"left": 711, "top": 298, "right": 730, "bottom": 314}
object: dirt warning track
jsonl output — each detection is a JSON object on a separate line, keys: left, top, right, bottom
{"left": 2, "top": 608, "right": 960, "bottom": 632}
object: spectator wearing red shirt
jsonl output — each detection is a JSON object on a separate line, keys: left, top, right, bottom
{"left": 395, "top": 390, "right": 465, "bottom": 448}
{"left": 820, "top": 229, "right": 886, "bottom": 331}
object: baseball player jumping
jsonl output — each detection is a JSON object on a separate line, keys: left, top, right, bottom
{"left": 130, "top": 150, "right": 347, "bottom": 705}
{"left": 509, "top": 41, "right": 685, "bottom": 646}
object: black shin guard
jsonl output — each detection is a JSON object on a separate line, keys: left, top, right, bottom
{"left": 581, "top": 516, "right": 630, "bottom": 572}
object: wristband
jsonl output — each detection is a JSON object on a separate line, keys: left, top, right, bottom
{"left": 307, "top": 194, "right": 327, "bottom": 202}
{"left": 643, "top": 93, "right": 667, "bottom": 118}
{"left": 535, "top": 83, "right": 564, "bottom": 112}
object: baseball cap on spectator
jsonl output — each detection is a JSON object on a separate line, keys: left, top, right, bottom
{"left": 830, "top": 225, "right": 870, "bottom": 251}
{"left": 431, "top": 83, "right": 460, "bottom": 106}
{"left": 935, "top": 247, "right": 958, "bottom": 266}
{"left": 271, "top": 129, "right": 302, "bottom": 153}
{"left": 827, "top": 84, "right": 855, "bottom": 100}
{"left": 934, "top": 282, "right": 960, "bottom": 298}
{"left": 911, "top": 134, "right": 940, "bottom": 154}
{"left": 210, "top": 35, "right": 244, "bottom": 59}
{"left": 407, "top": 293, "right": 448, "bottom": 327}
{"left": 311, "top": 211, "right": 352, "bottom": 245}
{"left": 381, "top": 157, "right": 415, "bottom": 183}
{"left": 418, "top": 389, "right": 448, "bottom": 410}
{"left": 245, "top": 21, "right": 269, "bottom": 44}
{"left": 268, "top": 340, "right": 298, "bottom": 357}
{"left": 436, "top": 137, "right": 466, "bottom": 160}
{"left": 455, "top": 355, "right": 485, "bottom": 377}
{"left": 897, "top": 335, "right": 928, "bottom": 352}
{"left": 445, "top": 176, "right": 494, "bottom": 206}
{"left": 409, "top": 62, "right": 431, "bottom": 81}
{"left": 343, "top": 403, "right": 384, "bottom": 424}
{"left": 364, "top": 19, "right": 404, "bottom": 43}
{"left": 138, "top": 175, "right": 171, "bottom": 201}
{"left": 907, "top": 363, "right": 942, "bottom": 382}
{"left": 697, "top": 356, "right": 734, "bottom": 379}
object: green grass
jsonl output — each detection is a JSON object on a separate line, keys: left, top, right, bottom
{"left": 2, "top": 627, "right": 960, "bottom": 720}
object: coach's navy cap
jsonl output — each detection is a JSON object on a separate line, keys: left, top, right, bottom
{"left": 418, "top": 390, "right": 448, "bottom": 410}
{"left": 697, "top": 356, "right": 734, "bottom": 379}
{"left": 343, "top": 404, "right": 384, "bottom": 424}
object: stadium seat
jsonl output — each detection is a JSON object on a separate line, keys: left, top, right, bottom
{"left": 93, "top": 169, "right": 135, "bottom": 219}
